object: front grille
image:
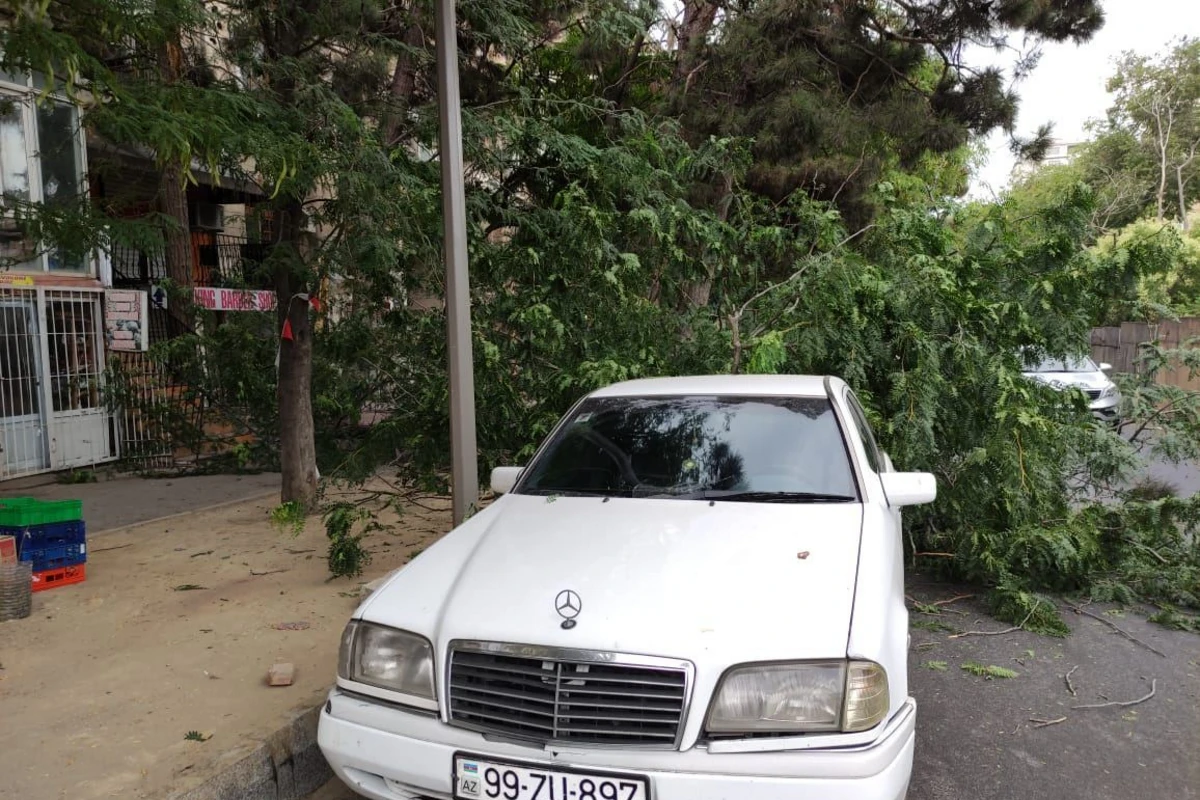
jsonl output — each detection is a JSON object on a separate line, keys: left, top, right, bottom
{"left": 1086, "top": 389, "right": 1102, "bottom": 400}
{"left": 448, "top": 645, "right": 689, "bottom": 747}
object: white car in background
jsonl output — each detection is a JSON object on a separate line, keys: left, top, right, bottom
{"left": 319, "top": 374, "right": 937, "bottom": 800}
{"left": 1021, "top": 354, "right": 1121, "bottom": 424}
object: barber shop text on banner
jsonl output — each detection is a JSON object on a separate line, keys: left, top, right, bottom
{"left": 193, "top": 287, "right": 278, "bottom": 312}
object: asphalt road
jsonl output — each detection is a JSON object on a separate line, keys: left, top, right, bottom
{"left": 1141, "top": 451, "right": 1200, "bottom": 498}
{"left": 905, "top": 582, "right": 1199, "bottom": 800}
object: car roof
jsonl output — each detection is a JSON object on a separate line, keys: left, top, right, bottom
{"left": 588, "top": 374, "right": 840, "bottom": 399}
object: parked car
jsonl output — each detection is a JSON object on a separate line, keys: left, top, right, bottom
{"left": 318, "top": 375, "right": 936, "bottom": 800}
{"left": 1020, "top": 353, "right": 1121, "bottom": 424}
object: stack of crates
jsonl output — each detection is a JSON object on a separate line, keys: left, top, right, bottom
{"left": 0, "top": 497, "right": 86, "bottom": 592}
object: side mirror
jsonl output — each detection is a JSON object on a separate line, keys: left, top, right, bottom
{"left": 1099, "top": 362, "right": 1112, "bottom": 372}
{"left": 880, "top": 472, "right": 937, "bottom": 508}
{"left": 490, "top": 466, "right": 524, "bottom": 495}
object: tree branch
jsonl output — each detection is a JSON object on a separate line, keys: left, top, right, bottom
{"left": 1073, "top": 678, "right": 1157, "bottom": 710}
{"left": 1065, "top": 602, "right": 1167, "bottom": 657}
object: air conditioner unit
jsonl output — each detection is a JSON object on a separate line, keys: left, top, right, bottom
{"left": 189, "top": 203, "right": 225, "bottom": 231}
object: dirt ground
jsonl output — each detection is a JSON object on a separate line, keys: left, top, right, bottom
{"left": 0, "top": 489, "right": 451, "bottom": 800}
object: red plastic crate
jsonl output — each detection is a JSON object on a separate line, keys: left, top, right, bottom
{"left": 0, "top": 535, "right": 15, "bottom": 564}
{"left": 31, "top": 563, "right": 86, "bottom": 592}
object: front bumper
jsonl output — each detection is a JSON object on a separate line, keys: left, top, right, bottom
{"left": 318, "top": 689, "right": 916, "bottom": 800}
{"left": 1090, "top": 394, "right": 1120, "bottom": 423}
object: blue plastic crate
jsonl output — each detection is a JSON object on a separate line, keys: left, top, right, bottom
{"left": 20, "top": 541, "right": 86, "bottom": 572}
{"left": 3, "top": 520, "right": 87, "bottom": 555}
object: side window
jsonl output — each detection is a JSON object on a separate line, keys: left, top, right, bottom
{"left": 844, "top": 391, "right": 883, "bottom": 474}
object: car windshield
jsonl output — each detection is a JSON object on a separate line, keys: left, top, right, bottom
{"left": 1030, "top": 355, "right": 1098, "bottom": 373}
{"left": 517, "top": 395, "right": 859, "bottom": 501}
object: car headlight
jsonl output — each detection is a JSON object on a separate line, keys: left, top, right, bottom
{"left": 338, "top": 621, "right": 436, "bottom": 707}
{"left": 706, "top": 660, "right": 889, "bottom": 735}
{"left": 1101, "top": 385, "right": 1118, "bottom": 399}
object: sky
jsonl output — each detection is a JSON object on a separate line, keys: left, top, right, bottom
{"left": 967, "top": 0, "right": 1200, "bottom": 199}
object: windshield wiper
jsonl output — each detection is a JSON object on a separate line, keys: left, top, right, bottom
{"left": 701, "top": 490, "right": 856, "bottom": 503}
{"left": 521, "top": 488, "right": 618, "bottom": 498}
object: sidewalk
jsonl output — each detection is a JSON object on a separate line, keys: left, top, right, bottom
{"left": 4, "top": 472, "right": 282, "bottom": 532}
{"left": 0, "top": 482, "right": 451, "bottom": 800}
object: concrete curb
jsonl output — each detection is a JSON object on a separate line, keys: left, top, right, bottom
{"left": 167, "top": 700, "right": 332, "bottom": 800}
{"left": 90, "top": 489, "right": 281, "bottom": 536}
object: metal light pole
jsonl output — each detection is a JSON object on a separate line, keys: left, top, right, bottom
{"left": 435, "top": 0, "right": 479, "bottom": 525}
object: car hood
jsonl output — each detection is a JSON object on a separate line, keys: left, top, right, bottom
{"left": 362, "top": 494, "right": 865, "bottom": 667}
{"left": 1023, "top": 370, "right": 1112, "bottom": 391}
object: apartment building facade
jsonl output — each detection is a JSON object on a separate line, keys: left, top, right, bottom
{"left": 0, "top": 64, "right": 269, "bottom": 480}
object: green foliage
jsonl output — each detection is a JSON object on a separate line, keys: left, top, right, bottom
{"left": 912, "top": 619, "right": 956, "bottom": 633}
{"left": 1106, "top": 37, "right": 1200, "bottom": 224}
{"left": 270, "top": 502, "right": 307, "bottom": 537}
{"left": 7, "top": 0, "right": 1200, "bottom": 608}
{"left": 1092, "top": 220, "right": 1200, "bottom": 320}
{"left": 56, "top": 470, "right": 97, "bottom": 484}
{"left": 1147, "top": 607, "right": 1200, "bottom": 632}
{"left": 987, "top": 583, "right": 1070, "bottom": 638}
{"left": 323, "top": 503, "right": 372, "bottom": 580}
{"left": 922, "top": 660, "right": 949, "bottom": 672}
{"left": 961, "top": 662, "right": 1019, "bottom": 680}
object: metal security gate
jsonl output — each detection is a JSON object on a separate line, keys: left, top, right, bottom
{"left": 0, "top": 289, "right": 47, "bottom": 476}
{"left": 0, "top": 287, "right": 115, "bottom": 479}
{"left": 45, "top": 290, "right": 112, "bottom": 469}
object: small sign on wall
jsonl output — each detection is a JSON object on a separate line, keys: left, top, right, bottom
{"left": 104, "top": 289, "right": 149, "bottom": 352}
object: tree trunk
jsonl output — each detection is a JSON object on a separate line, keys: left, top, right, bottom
{"left": 671, "top": 0, "right": 723, "bottom": 312}
{"left": 673, "top": 0, "right": 720, "bottom": 89}
{"left": 1157, "top": 148, "right": 1168, "bottom": 222}
{"left": 681, "top": 173, "right": 734, "bottom": 311}
{"left": 606, "top": 34, "right": 646, "bottom": 111}
{"left": 1177, "top": 144, "right": 1196, "bottom": 232}
{"left": 1179, "top": 163, "right": 1190, "bottom": 232}
{"left": 159, "top": 162, "right": 192, "bottom": 286}
{"left": 275, "top": 202, "right": 319, "bottom": 510}
{"left": 156, "top": 28, "right": 193, "bottom": 333}
{"left": 383, "top": 20, "right": 425, "bottom": 146}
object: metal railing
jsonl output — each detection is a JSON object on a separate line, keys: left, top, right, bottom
{"left": 110, "top": 232, "right": 274, "bottom": 291}
{"left": 105, "top": 231, "right": 274, "bottom": 472}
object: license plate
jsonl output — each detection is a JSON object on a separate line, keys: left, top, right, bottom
{"left": 453, "top": 754, "right": 649, "bottom": 800}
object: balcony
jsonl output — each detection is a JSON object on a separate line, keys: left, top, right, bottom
{"left": 111, "top": 232, "right": 274, "bottom": 291}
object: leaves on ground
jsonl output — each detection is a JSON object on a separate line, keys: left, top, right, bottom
{"left": 923, "top": 660, "right": 949, "bottom": 671}
{"left": 1148, "top": 607, "right": 1200, "bottom": 632}
{"left": 912, "top": 619, "right": 957, "bottom": 633}
{"left": 961, "top": 661, "right": 1019, "bottom": 680}
{"left": 183, "top": 731, "right": 211, "bottom": 742}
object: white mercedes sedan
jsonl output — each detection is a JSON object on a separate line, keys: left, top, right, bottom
{"left": 318, "top": 374, "right": 936, "bottom": 800}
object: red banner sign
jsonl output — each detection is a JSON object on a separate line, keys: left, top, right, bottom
{"left": 193, "top": 287, "right": 277, "bottom": 312}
